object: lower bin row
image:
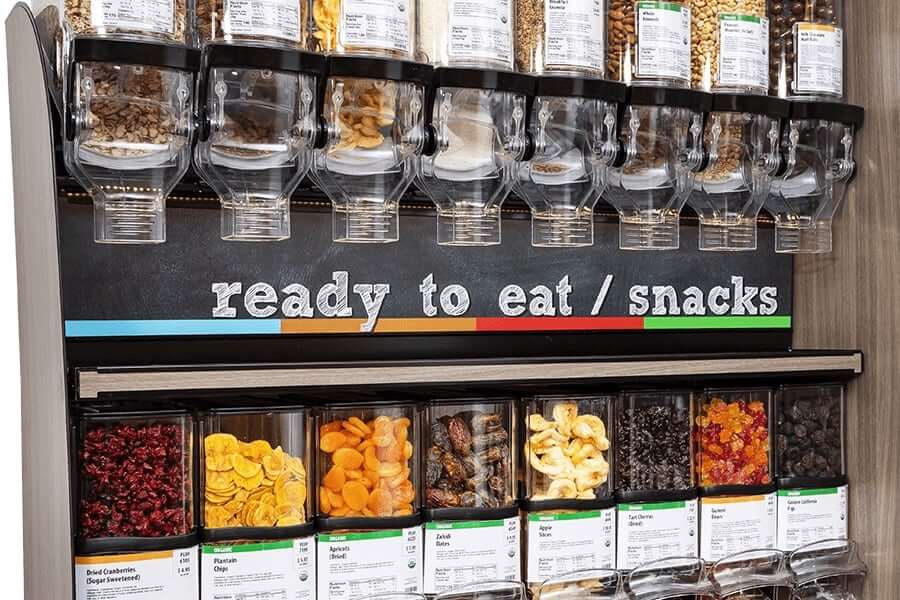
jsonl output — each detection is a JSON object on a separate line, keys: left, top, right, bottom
{"left": 75, "top": 493, "right": 854, "bottom": 600}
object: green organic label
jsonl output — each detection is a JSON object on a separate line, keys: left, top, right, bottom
{"left": 720, "top": 13, "right": 763, "bottom": 23}
{"left": 778, "top": 488, "right": 838, "bottom": 497}
{"left": 203, "top": 540, "right": 295, "bottom": 554}
{"left": 527, "top": 511, "right": 603, "bottom": 522}
{"left": 426, "top": 520, "right": 504, "bottom": 530}
{"left": 619, "top": 501, "right": 686, "bottom": 511}
{"left": 320, "top": 529, "right": 403, "bottom": 542}
{"left": 637, "top": 1, "right": 685, "bottom": 12}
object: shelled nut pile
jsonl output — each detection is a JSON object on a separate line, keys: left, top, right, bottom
{"left": 333, "top": 81, "right": 395, "bottom": 152}
{"left": 691, "top": 0, "right": 766, "bottom": 90}
{"left": 607, "top": 1, "right": 635, "bottom": 82}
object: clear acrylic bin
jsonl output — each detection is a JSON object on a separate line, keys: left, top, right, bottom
{"left": 534, "top": 569, "right": 622, "bottom": 600}
{"left": 775, "top": 384, "right": 846, "bottom": 484}
{"left": 710, "top": 549, "right": 792, "bottom": 599}
{"left": 418, "top": 0, "right": 515, "bottom": 71}
{"left": 309, "top": 0, "right": 415, "bottom": 60}
{"left": 625, "top": 557, "right": 715, "bottom": 600}
{"left": 788, "top": 539, "right": 867, "bottom": 600}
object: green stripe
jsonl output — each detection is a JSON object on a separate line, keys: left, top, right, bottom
{"left": 320, "top": 530, "right": 403, "bottom": 542}
{"left": 426, "top": 520, "right": 504, "bottom": 530}
{"left": 637, "top": 1, "right": 685, "bottom": 11}
{"left": 619, "top": 501, "right": 686, "bottom": 511}
{"left": 203, "top": 540, "right": 294, "bottom": 554}
{"left": 778, "top": 488, "right": 838, "bottom": 497}
{"left": 720, "top": 13, "right": 763, "bottom": 23}
{"left": 644, "top": 316, "right": 792, "bottom": 330}
{"left": 528, "top": 511, "right": 604, "bottom": 522}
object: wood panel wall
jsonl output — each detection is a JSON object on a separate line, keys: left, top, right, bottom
{"left": 793, "top": 0, "right": 900, "bottom": 595}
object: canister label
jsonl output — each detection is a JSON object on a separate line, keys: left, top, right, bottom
{"left": 777, "top": 485, "right": 848, "bottom": 551}
{"left": 700, "top": 493, "right": 777, "bottom": 561}
{"left": 317, "top": 527, "right": 422, "bottom": 600}
{"left": 201, "top": 537, "right": 315, "bottom": 600}
{"left": 449, "top": 0, "right": 513, "bottom": 65}
{"left": 616, "top": 499, "right": 698, "bottom": 570}
{"left": 718, "top": 13, "right": 769, "bottom": 90}
{"left": 75, "top": 547, "right": 198, "bottom": 600}
{"left": 544, "top": 0, "right": 605, "bottom": 71}
{"left": 795, "top": 23, "right": 843, "bottom": 96}
{"left": 525, "top": 509, "right": 616, "bottom": 582}
{"left": 340, "top": 0, "right": 411, "bottom": 53}
{"left": 636, "top": 1, "right": 691, "bottom": 81}
{"left": 90, "top": 0, "right": 175, "bottom": 35}
{"left": 423, "top": 518, "right": 520, "bottom": 594}
{"left": 223, "top": 0, "right": 302, "bottom": 42}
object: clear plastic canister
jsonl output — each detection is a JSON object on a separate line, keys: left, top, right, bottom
{"left": 625, "top": 557, "right": 715, "bottom": 600}
{"left": 309, "top": 0, "right": 415, "bottom": 60}
{"left": 313, "top": 57, "right": 431, "bottom": 243}
{"left": 695, "top": 388, "right": 774, "bottom": 491}
{"left": 768, "top": 0, "right": 844, "bottom": 99}
{"left": 37, "top": 0, "right": 192, "bottom": 44}
{"left": 604, "top": 86, "right": 712, "bottom": 251}
{"left": 690, "top": 0, "right": 769, "bottom": 93}
{"left": 616, "top": 390, "right": 695, "bottom": 497}
{"left": 788, "top": 540, "right": 867, "bottom": 600}
{"left": 194, "top": 46, "right": 325, "bottom": 241}
{"left": 517, "top": 77, "right": 624, "bottom": 248}
{"left": 436, "top": 581, "right": 527, "bottom": 600}
{"left": 524, "top": 395, "right": 614, "bottom": 502}
{"left": 766, "top": 101, "right": 862, "bottom": 254}
{"left": 76, "top": 409, "right": 194, "bottom": 551}
{"left": 317, "top": 403, "right": 420, "bottom": 520}
{"left": 534, "top": 569, "right": 621, "bottom": 600}
{"left": 710, "top": 549, "right": 792, "bottom": 599}
{"left": 516, "top": 0, "right": 606, "bottom": 76}
{"left": 607, "top": 0, "right": 691, "bottom": 87}
{"left": 63, "top": 43, "right": 197, "bottom": 243}
{"left": 687, "top": 94, "right": 787, "bottom": 252}
{"left": 418, "top": 69, "right": 533, "bottom": 246}
{"left": 201, "top": 407, "right": 311, "bottom": 533}
{"left": 417, "top": 0, "right": 516, "bottom": 71}
{"left": 775, "top": 384, "right": 846, "bottom": 484}
{"left": 196, "top": 0, "right": 306, "bottom": 47}
{"left": 424, "top": 399, "right": 516, "bottom": 511}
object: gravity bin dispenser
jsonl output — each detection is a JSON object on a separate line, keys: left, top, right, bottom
{"left": 193, "top": 45, "right": 326, "bottom": 241}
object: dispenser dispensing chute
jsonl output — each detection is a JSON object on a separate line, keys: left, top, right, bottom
{"left": 604, "top": 86, "right": 713, "bottom": 251}
{"left": 517, "top": 77, "right": 625, "bottom": 248}
{"left": 63, "top": 39, "right": 199, "bottom": 244}
{"left": 194, "top": 45, "right": 326, "bottom": 241}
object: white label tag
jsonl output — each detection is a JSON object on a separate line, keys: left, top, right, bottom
{"left": 424, "top": 518, "right": 520, "bottom": 595}
{"left": 448, "top": 0, "right": 513, "bottom": 65}
{"left": 526, "top": 509, "right": 616, "bottom": 582}
{"left": 636, "top": 1, "right": 691, "bottom": 81}
{"left": 795, "top": 23, "right": 843, "bottom": 96}
{"left": 718, "top": 14, "right": 769, "bottom": 90}
{"left": 90, "top": 0, "right": 175, "bottom": 34}
{"left": 777, "top": 486, "right": 849, "bottom": 551}
{"left": 340, "top": 0, "right": 411, "bottom": 53}
{"left": 201, "top": 537, "right": 315, "bottom": 600}
{"left": 76, "top": 547, "right": 199, "bottom": 600}
{"left": 616, "top": 500, "right": 698, "bottom": 570}
{"left": 317, "top": 527, "right": 422, "bottom": 600}
{"left": 700, "top": 493, "right": 777, "bottom": 561}
{"left": 544, "top": 0, "right": 605, "bottom": 71}
{"left": 223, "top": 0, "right": 301, "bottom": 42}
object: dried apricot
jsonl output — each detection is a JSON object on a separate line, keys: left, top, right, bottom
{"left": 393, "top": 503, "right": 413, "bottom": 516}
{"left": 320, "top": 431, "right": 348, "bottom": 453}
{"left": 320, "top": 486, "right": 332, "bottom": 512}
{"left": 393, "top": 479, "right": 415, "bottom": 505}
{"left": 342, "top": 421, "right": 368, "bottom": 438}
{"left": 334, "top": 447, "right": 365, "bottom": 470}
{"left": 368, "top": 488, "right": 393, "bottom": 516}
{"left": 348, "top": 417, "right": 372, "bottom": 435}
{"left": 403, "top": 441, "right": 414, "bottom": 460}
{"left": 377, "top": 442, "right": 403, "bottom": 463}
{"left": 328, "top": 489, "right": 345, "bottom": 509}
{"left": 323, "top": 465, "right": 346, "bottom": 491}
{"left": 378, "top": 462, "right": 402, "bottom": 478}
{"left": 320, "top": 421, "right": 344, "bottom": 437}
{"left": 345, "top": 469, "right": 363, "bottom": 480}
{"left": 343, "top": 434, "right": 362, "bottom": 448}
{"left": 342, "top": 481, "right": 370, "bottom": 511}
{"left": 364, "top": 446, "right": 381, "bottom": 471}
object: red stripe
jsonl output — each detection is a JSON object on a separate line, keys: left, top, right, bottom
{"left": 475, "top": 316, "right": 645, "bottom": 332}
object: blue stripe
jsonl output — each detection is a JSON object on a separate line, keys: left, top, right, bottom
{"left": 65, "top": 319, "right": 281, "bottom": 337}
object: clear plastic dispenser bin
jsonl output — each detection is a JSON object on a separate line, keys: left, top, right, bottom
{"left": 417, "top": 0, "right": 515, "bottom": 72}
{"left": 435, "top": 581, "right": 527, "bottom": 600}
{"left": 517, "top": 77, "right": 625, "bottom": 248}
{"left": 625, "top": 557, "right": 715, "bottom": 600}
{"left": 686, "top": 95, "right": 789, "bottom": 252}
{"left": 76, "top": 409, "right": 195, "bottom": 553}
{"left": 309, "top": 0, "right": 415, "bottom": 60}
{"left": 710, "top": 549, "right": 792, "bottom": 600}
{"left": 534, "top": 569, "right": 622, "bottom": 600}
{"left": 200, "top": 407, "right": 311, "bottom": 537}
{"left": 607, "top": 0, "right": 691, "bottom": 87}
{"left": 312, "top": 57, "right": 432, "bottom": 243}
{"left": 765, "top": 101, "right": 863, "bottom": 254}
{"left": 418, "top": 69, "right": 534, "bottom": 246}
{"left": 194, "top": 45, "right": 326, "bottom": 241}
{"left": 63, "top": 39, "right": 199, "bottom": 243}
{"left": 788, "top": 540, "right": 867, "bottom": 600}
{"left": 775, "top": 384, "right": 846, "bottom": 485}
{"left": 604, "top": 86, "right": 713, "bottom": 250}
{"left": 524, "top": 396, "right": 613, "bottom": 503}
{"left": 516, "top": 0, "right": 607, "bottom": 77}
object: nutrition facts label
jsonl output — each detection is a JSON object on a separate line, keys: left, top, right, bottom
{"left": 700, "top": 494, "right": 777, "bottom": 561}
{"left": 224, "top": 0, "right": 301, "bottom": 42}
{"left": 201, "top": 538, "right": 315, "bottom": 600}
{"left": 777, "top": 486, "right": 848, "bottom": 551}
{"left": 317, "top": 527, "right": 422, "bottom": 600}
{"left": 340, "top": 0, "right": 411, "bottom": 53}
{"left": 617, "top": 500, "right": 698, "bottom": 570}
{"left": 544, "top": 0, "right": 605, "bottom": 71}
{"left": 795, "top": 23, "right": 843, "bottom": 96}
{"left": 424, "top": 518, "right": 520, "bottom": 594}
{"left": 636, "top": 1, "right": 691, "bottom": 81}
{"left": 75, "top": 547, "right": 198, "bottom": 600}
{"left": 91, "top": 0, "right": 175, "bottom": 35}
{"left": 718, "top": 13, "right": 769, "bottom": 90}
{"left": 449, "top": 0, "right": 513, "bottom": 65}
{"left": 526, "top": 509, "right": 615, "bottom": 583}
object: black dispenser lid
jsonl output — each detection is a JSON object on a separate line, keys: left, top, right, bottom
{"left": 327, "top": 55, "right": 433, "bottom": 86}
{"left": 536, "top": 76, "right": 627, "bottom": 103}
{"left": 627, "top": 85, "right": 713, "bottom": 112}
{"left": 789, "top": 101, "right": 865, "bottom": 127}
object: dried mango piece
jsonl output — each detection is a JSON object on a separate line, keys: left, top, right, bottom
{"left": 321, "top": 431, "right": 348, "bottom": 453}
{"left": 368, "top": 488, "right": 393, "bottom": 516}
{"left": 342, "top": 481, "right": 370, "bottom": 511}
{"left": 323, "top": 465, "right": 346, "bottom": 492}
{"left": 334, "top": 448, "right": 365, "bottom": 470}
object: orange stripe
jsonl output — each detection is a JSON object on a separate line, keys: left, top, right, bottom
{"left": 280, "top": 318, "right": 478, "bottom": 334}
{"left": 75, "top": 550, "right": 173, "bottom": 565}
{"left": 702, "top": 495, "right": 766, "bottom": 505}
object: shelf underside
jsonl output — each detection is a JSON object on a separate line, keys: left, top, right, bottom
{"left": 76, "top": 351, "right": 863, "bottom": 399}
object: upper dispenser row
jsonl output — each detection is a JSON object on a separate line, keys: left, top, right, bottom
{"left": 45, "top": 0, "right": 845, "bottom": 98}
